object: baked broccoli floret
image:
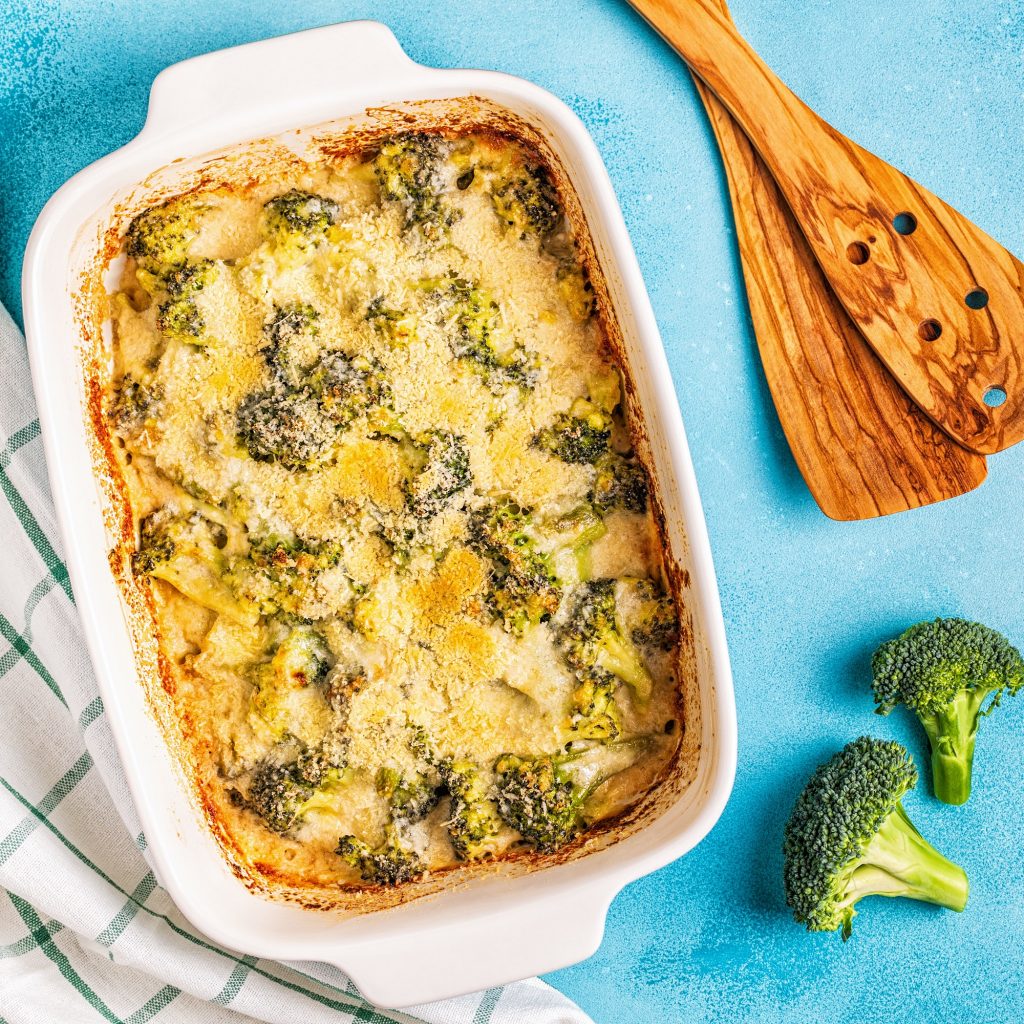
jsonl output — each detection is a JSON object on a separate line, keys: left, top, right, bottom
{"left": 406, "top": 431, "right": 472, "bottom": 519}
{"left": 618, "top": 578, "right": 678, "bottom": 651}
{"left": 431, "top": 277, "right": 539, "bottom": 392}
{"left": 236, "top": 382, "right": 337, "bottom": 469}
{"left": 263, "top": 189, "right": 339, "bottom": 241}
{"left": 533, "top": 398, "right": 612, "bottom": 464}
{"left": 246, "top": 746, "right": 346, "bottom": 835}
{"left": 375, "top": 767, "right": 441, "bottom": 830}
{"left": 469, "top": 500, "right": 561, "bottom": 635}
{"left": 366, "top": 296, "right": 417, "bottom": 346}
{"left": 261, "top": 302, "right": 320, "bottom": 384}
{"left": 110, "top": 375, "right": 163, "bottom": 434}
{"left": 557, "top": 263, "right": 595, "bottom": 321}
{"left": 373, "top": 132, "right": 459, "bottom": 239}
{"left": 336, "top": 828, "right": 424, "bottom": 886}
{"left": 547, "top": 503, "right": 608, "bottom": 582}
{"left": 307, "top": 351, "right": 392, "bottom": 429}
{"left": 871, "top": 618, "right": 1024, "bottom": 805}
{"left": 783, "top": 737, "right": 968, "bottom": 939}
{"left": 126, "top": 199, "right": 198, "bottom": 288}
{"left": 155, "top": 259, "right": 219, "bottom": 343}
{"left": 132, "top": 506, "right": 256, "bottom": 625}
{"left": 226, "top": 534, "right": 353, "bottom": 621}
{"left": 592, "top": 450, "right": 648, "bottom": 513}
{"left": 568, "top": 674, "right": 621, "bottom": 741}
{"left": 556, "top": 579, "right": 653, "bottom": 703}
{"left": 438, "top": 758, "right": 502, "bottom": 861}
{"left": 489, "top": 161, "right": 560, "bottom": 239}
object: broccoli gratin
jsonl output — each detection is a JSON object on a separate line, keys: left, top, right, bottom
{"left": 104, "top": 127, "right": 684, "bottom": 897}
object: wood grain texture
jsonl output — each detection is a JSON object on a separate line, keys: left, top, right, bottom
{"left": 691, "top": 66, "right": 986, "bottom": 517}
{"left": 627, "top": 0, "right": 1024, "bottom": 456}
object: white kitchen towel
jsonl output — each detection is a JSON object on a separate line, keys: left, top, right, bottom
{"left": 0, "top": 300, "right": 593, "bottom": 1024}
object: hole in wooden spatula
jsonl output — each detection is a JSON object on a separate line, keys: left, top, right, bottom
{"left": 893, "top": 212, "right": 918, "bottom": 235}
{"left": 984, "top": 386, "right": 1007, "bottom": 408}
{"left": 918, "top": 319, "right": 943, "bottom": 341}
{"left": 846, "top": 241, "right": 870, "bottom": 265}
{"left": 965, "top": 288, "right": 989, "bottom": 310}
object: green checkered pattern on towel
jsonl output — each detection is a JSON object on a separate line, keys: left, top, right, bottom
{"left": 0, "top": 303, "right": 591, "bottom": 1024}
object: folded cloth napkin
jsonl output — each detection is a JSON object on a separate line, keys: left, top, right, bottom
{"left": 0, "top": 302, "right": 592, "bottom": 1024}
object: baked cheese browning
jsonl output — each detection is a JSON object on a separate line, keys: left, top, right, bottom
{"left": 107, "top": 129, "right": 683, "bottom": 892}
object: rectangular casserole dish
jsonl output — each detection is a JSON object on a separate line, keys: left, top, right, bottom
{"left": 22, "top": 21, "right": 736, "bottom": 1008}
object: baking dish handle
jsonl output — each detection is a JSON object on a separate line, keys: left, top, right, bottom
{"left": 142, "top": 21, "right": 419, "bottom": 139}
{"left": 332, "top": 883, "right": 613, "bottom": 1008}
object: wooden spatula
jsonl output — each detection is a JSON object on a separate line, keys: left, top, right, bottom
{"left": 687, "top": 1, "right": 986, "bottom": 518}
{"left": 627, "top": 0, "right": 1024, "bottom": 456}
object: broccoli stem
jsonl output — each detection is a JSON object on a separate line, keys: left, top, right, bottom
{"left": 920, "top": 689, "right": 989, "bottom": 805}
{"left": 840, "top": 803, "right": 968, "bottom": 937}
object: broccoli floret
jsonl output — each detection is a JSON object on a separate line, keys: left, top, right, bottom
{"left": 533, "top": 398, "right": 612, "bottom": 464}
{"left": 235, "top": 382, "right": 337, "bottom": 469}
{"left": 783, "top": 737, "right": 969, "bottom": 939}
{"left": 336, "top": 828, "right": 424, "bottom": 886}
{"left": 592, "top": 451, "right": 647, "bottom": 513}
{"left": 157, "top": 296, "right": 205, "bottom": 341}
{"left": 307, "top": 351, "right": 392, "bottom": 429}
{"left": 871, "top": 618, "right": 1024, "bottom": 805}
{"left": 568, "top": 674, "right": 622, "bottom": 741}
{"left": 110, "top": 375, "right": 163, "bottom": 434}
{"left": 132, "top": 506, "right": 256, "bottom": 625}
{"left": 617, "top": 578, "right": 679, "bottom": 651}
{"left": 375, "top": 767, "right": 441, "bottom": 830}
{"left": 261, "top": 302, "right": 320, "bottom": 384}
{"left": 406, "top": 431, "right": 472, "bottom": 519}
{"left": 249, "top": 626, "right": 333, "bottom": 741}
{"left": 366, "top": 296, "right": 417, "bottom": 346}
{"left": 126, "top": 199, "right": 198, "bottom": 288}
{"left": 547, "top": 503, "right": 608, "bottom": 582}
{"left": 430, "top": 277, "right": 539, "bottom": 392}
{"left": 556, "top": 579, "right": 653, "bottom": 703}
{"left": 489, "top": 162, "right": 560, "bottom": 239}
{"left": 557, "top": 263, "right": 595, "bottom": 321}
{"left": 373, "top": 132, "right": 459, "bottom": 239}
{"left": 263, "top": 190, "right": 339, "bottom": 242}
{"left": 246, "top": 747, "right": 346, "bottom": 835}
{"left": 438, "top": 759, "right": 502, "bottom": 861}
{"left": 468, "top": 500, "right": 561, "bottom": 635}
{"left": 225, "top": 534, "right": 353, "bottom": 621}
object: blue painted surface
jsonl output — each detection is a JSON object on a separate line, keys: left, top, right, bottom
{"left": 3, "top": 1, "right": 1023, "bottom": 1020}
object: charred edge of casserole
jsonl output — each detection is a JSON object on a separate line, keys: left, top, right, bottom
{"left": 80, "top": 98, "right": 700, "bottom": 911}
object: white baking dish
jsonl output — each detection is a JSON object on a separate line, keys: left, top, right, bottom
{"left": 22, "top": 21, "right": 736, "bottom": 1007}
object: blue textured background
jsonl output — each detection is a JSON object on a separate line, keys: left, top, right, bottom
{"left": 4, "top": 1, "right": 1024, "bottom": 1020}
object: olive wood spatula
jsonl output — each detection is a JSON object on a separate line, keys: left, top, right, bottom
{"left": 688, "top": 0, "right": 987, "bottom": 518}
{"left": 627, "top": 0, "right": 1024, "bottom": 457}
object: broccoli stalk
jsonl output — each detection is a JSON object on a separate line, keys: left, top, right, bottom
{"left": 871, "top": 618, "right": 1024, "bottom": 805}
{"left": 783, "top": 737, "right": 968, "bottom": 939}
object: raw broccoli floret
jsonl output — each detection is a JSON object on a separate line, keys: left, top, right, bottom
{"left": 263, "top": 190, "right": 339, "bottom": 241}
{"left": 430, "top": 277, "right": 539, "bottom": 392}
{"left": 336, "top": 828, "right": 424, "bottom": 886}
{"left": 533, "top": 397, "right": 612, "bottom": 464}
{"left": 489, "top": 161, "right": 560, "bottom": 239}
{"left": 592, "top": 450, "right": 648, "bottom": 513}
{"left": 126, "top": 199, "right": 198, "bottom": 287}
{"left": 556, "top": 579, "right": 653, "bottom": 703}
{"left": 468, "top": 499, "right": 561, "bottom": 635}
{"left": 132, "top": 506, "right": 256, "bottom": 625}
{"left": 373, "top": 132, "right": 459, "bottom": 239}
{"left": 871, "top": 618, "right": 1024, "bottom": 805}
{"left": 261, "top": 302, "right": 320, "bottom": 384}
{"left": 307, "top": 351, "right": 392, "bottom": 429}
{"left": 366, "top": 295, "right": 417, "bottom": 346}
{"left": 783, "top": 737, "right": 968, "bottom": 939}
{"left": 235, "top": 382, "right": 337, "bottom": 469}
{"left": 406, "top": 431, "right": 472, "bottom": 519}
{"left": 109, "top": 375, "right": 163, "bottom": 434}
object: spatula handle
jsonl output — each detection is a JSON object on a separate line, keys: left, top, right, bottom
{"left": 628, "top": 0, "right": 1024, "bottom": 455}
